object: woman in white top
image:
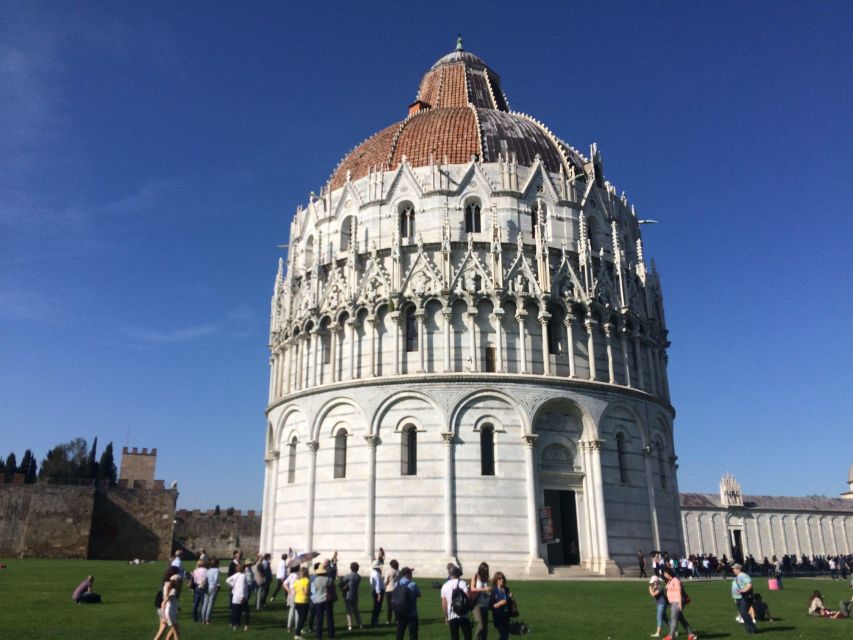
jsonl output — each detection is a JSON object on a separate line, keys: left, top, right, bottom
{"left": 384, "top": 559, "right": 400, "bottom": 625}
{"left": 469, "top": 562, "right": 491, "bottom": 640}
{"left": 226, "top": 563, "right": 250, "bottom": 631}
{"left": 154, "top": 566, "right": 182, "bottom": 640}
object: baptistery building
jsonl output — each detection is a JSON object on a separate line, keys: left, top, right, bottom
{"left": 261, "top": 42, "right": 681, "bottom": 576}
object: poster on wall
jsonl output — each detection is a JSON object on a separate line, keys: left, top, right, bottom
{"left": 539, "top": 506, "right": 555, "bottom": 544}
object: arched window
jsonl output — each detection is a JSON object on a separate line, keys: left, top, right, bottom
{"left": 287, "top": 436, "right": 297, "bottom": 484}
{"left": 480, "top": 425, "right": 495, "bottom": 476}
{"left": 464, "top": 200, "right": 481, "bottom": 233}
{"left": 547, "top": 308, "right": 563, "bottom": 355}
{"left": 401, "top": 425, "right": 417, "bottom": 476}
{"left": 656, "top": 440, "right": 668, "bottom": 490}
{"left": 399, "top": 202, "right": 415, "bottom": 239}
{"left": 322, "top": 328, "right": 331, "bottom": 365}
{"left": 333, "top": 431, "right": 347, "bottom": 479}
{"left": 404, "top": 305, "right": 418, "bottom": 352}
{"left": 616, "top": 432, "right": 628, "bottom": 483}
{"left": 304, "top": 236, "right": 315, "bottom": 268}
{"left": 340, "top": 216, "right": 353, "bottom": 251}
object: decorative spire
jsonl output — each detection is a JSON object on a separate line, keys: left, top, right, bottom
{"left": 456, "top": 34, "right": 464, "bottom": 51}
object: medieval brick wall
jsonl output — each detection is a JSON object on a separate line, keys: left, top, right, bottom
{"left": 173, "top": 509, "right": 261, "bottom": 560}
{"left": 0, "top": 484, "right": 95, "bottom": 558}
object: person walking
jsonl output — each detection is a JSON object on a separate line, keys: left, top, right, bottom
{"left": 469, "top": 562, "right": 490, "bottom": 640}
{"left": 648, "top": 575, "right": 668, "bottom": 638}
{"left": 489, "top": 572, "right": 512, "bottom": 640}
{"left": 661, "top": 567, "right": 697, "bottom": 640}
{"left": 155, "top": 566, "right": 183, "bottom": 640}
{"left": 394, "top": 566, "right": 420, "bottom": 640}
{"left": 732, "top": 563, "right": 758, "bottom": 634}
{"left": 284, "top": 565, "right": 299, "bottom": 632}
{"left": 639, "top": 550, "right": 649, "bottom": 578}
{"left": 190, "top": 559, "right": 208, "bottom": 622}
{"left": 441, "top": 566, "right": 472, "bottom": 640}
{"left": 385, "top": 559, "right": 400, "bottom": 625}
{"left": 312, "top": 562, "right": 336, "bottom": 639}
{"left": 341, "top": 561, "right": 363, "bottom": 630}
{"left": 226, "top": 562, "right": 250, "bottom": 631}
{"left": 201, "top": 559, "right": 220, "bottom": 624}
{"left": 370, "top": 560, "right": 385, "bottom": 627}
{"left": 293, "top": 567, "right": 311, "bottom": 640}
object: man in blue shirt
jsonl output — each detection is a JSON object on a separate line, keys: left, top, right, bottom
{"left": 732, "top": 563, "right": 758, "bottom": 634}
{"left": 395, "top": 567, "right": 421, "bottom": 640}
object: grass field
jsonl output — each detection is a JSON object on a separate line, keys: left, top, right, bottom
{"left": 3, "top": 559, "right": 852, "bottom": 639}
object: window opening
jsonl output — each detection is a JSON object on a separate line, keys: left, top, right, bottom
{"left": 334, "top": 431, "right": 347, "bottom": 479}
{"left": 480, "top": 425, "right": 495, "bottom": 476}
{"left": 401, "top": 426, "right": 417, "bottom": 476}
{"left": 465, "top": 201, "right": 482, "bottom": 233}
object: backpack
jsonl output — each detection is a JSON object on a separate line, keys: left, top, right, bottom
{"left": 154, "top": 588, "right": 164, "bottom": 609}
{"left": 391, "top": 582, "right": 410, "bottom": 615}
{"left": 681, "top": 585, "right": 691, "bottom": 607}
{"left": 450, "top": 579, "right": 472, "bottom": 616}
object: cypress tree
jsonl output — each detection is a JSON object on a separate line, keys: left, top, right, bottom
{"left": 87, "top": 437, "right": 99, "bottom": 479}
{"left": 24, "top": 451, "right": 38, "bottom": 484}
{"left": 98, "top": 442, "right": 117, "bottom": 486}
{"left": 19, "top": 450, "right": 33, "bottom": 483}
{"left": 4, "top": 452, "right": 16, "bottom": 482}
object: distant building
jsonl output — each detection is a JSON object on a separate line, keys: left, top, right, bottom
{"left": 680, "top": 472, "right": 853, "bottom": 561}
{"left": 262, "top": 40, "right": 680, "bottom": 577}
{"left": 119, "top": 446, "right": 157, "bottom": 489}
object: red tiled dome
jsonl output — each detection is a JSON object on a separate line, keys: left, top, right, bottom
{"left": 329, "top": 48, "right": 574, "bottom": 190}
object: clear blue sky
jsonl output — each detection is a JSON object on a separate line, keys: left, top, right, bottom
{"left": 2, "top": 1, "right": 851, "bottom": 510}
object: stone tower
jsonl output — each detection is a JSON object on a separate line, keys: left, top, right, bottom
{"left": 119, "top": 447, "right": 157, "bottom": 489}
{"left": 261, "top": 42, "right": 680, "bottom": 576}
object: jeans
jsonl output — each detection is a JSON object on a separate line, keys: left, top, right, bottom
{"left": 345, "top": 598, "right": 362, "bottom": 627}
{"left": 396, "top": 613, "right": 419, "bottom": 640}
{"left": 315, "top": 600, "right": 335, "bottom": 639}
{"left": 287, "top": 601, "right": 297, "bottom": 630}
{"left": 256, "top": 582, "right": 268, "bottom": 610}
{"left": 736, "top": 598, "right": 758, "bottom": 633}
{"left": 295, "top": 602, "right": 310, "bottom": 635}
{"left": 492, "top": 611, "right": 509, "bottom": 640}
{"left": 473, "top": 605, "right": 489, "bottom": 640}
{"left": 668, "top": 603, "right": 692, "bottom": 637}
{"left": 655, "top": 600, "right": 668, "bottom": 630}
{"left": 192, "top": 588, "right": 206, "bottom": 621}
{"left": 201, "top": 589, "right": 218, "bottom": 622}
{"left": 230, "top": 599, "right": 249, "bottom": 627}
{"left": 449, "top": 617, "right": 473, "bottom": 640}
{"left": 371, "top": 592, "right": 384, "bottom": 627}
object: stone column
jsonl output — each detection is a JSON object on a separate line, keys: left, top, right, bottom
{"left": 603, "top": 322, "right": 615, "bottom": 383}
{"left": 522, "top": 434, "right": 543, "bottom": 564}
{"left": 364, "top": 434, "right": 379, "bottom": 561}
{"left": 467, "top": 312, "right": 478, "bottom": 372}
{"left": 588, "top": 440, "right": 611, "bottom": 573}
{"left": 310, "top": 330, "right": 320, "bottom": 388}
{"left": 441, "top": 432, "right": 457, "bottom": 561}
{"left": 620, "top": 328, "right": 632, "bottom": 388}
{"left": 579, "top": 442, "right": 595, "bottom": 570}
{"left": 696, "top": 515, "right": 705, "bottom": 554}
{"left": 305, "top": 440, "right": 319, "bottom": 552}
{"left": 389, "top": 311, "right": 401, "bottom": 375}
{"left": 841, "top": 519, "right": 850, "bottom": 554}
{"left": 643, "top": 446, "right": 661, "bottom": 551}
{"left": 830, "top": 517, "right": 840, "bottom": 555}
{"left": 346, "top": 319, "right": 356, "bottom": 381}
{"left": 805, "top": 517, "right": 815, "bottom": 557}
{"left": 261, "top": 456, "right": 273, "bottom": 549}
{"left": 416, "top": 310, "right": 426, "bottom": 373}
{"left": 329, "top": 326, "right": 339, "bottom": 382}
{"left": 585, "top": 318, "right": 597, "bottom": 381}
{"left": 660, "top": 352, "right": 671, "bottom": 402}
{"left": 632, "top": 335, "right": 645, "bottom": 391}
{"left": 442, "top": 308, "right": 452, "bottom": 372}
{"left": 540, "top": 318, "right": 551, "bottom": 376}
{"left": 268, "top": 357, "right": 275, "bottom": 403}
{"left": 647, "top": 341, "right": 659, "bottom": 396}
{"left": 517, "top": 311, "right": 528, "bottom": 374}
{"left": 367, "top": 315, "right": 377, "bottom": 377}
{"left": 709, "top": 515, "right": 719, "bottom": 556}
{"left": 264, "top": 451, "right": 280, "bottom": 551}
{"left": 792, "top": 516, "right": 802, "bottom": 555}
{"left": 564, "top": 315, "right": 576, "bottom": 378}
{"left": 491, "top": 311, "right": 504, "bottom": 373}
{"left": 294, "top": 337, "right": 302, "bottom": 391}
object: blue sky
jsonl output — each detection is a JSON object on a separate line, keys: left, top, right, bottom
{"left": 2, "top": 1, "right": 851, "bottom": 510}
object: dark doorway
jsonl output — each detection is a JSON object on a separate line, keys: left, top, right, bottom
{"left": 543, "top": 489, "right": 581, "bottom": 565}
{"left": 730, "top": 529, "right": 744, "bottom": 564}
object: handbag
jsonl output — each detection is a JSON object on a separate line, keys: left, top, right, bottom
{"left": 768, "top": 578, "right": 779, "bottom": 591}
{"left": 327, "top": 583, "right": 338, "bottom": 603}
{"left": 509, "top": 597, "right": 519, "bottom": 618}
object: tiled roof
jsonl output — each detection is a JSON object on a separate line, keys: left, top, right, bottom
{"left": 327, "top": 48, "right": 574, "bottom": 190}
{"left": 680, "top": 492, "right": 853, "bottom": 513}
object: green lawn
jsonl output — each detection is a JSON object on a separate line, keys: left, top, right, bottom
{"left": 3, "top": 559, "right": 851, "bottom": 639}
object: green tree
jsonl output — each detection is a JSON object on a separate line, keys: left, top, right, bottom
{"left": 214, "top": 505, "right": 221, "bottom": 516}
{"left": 24, "top": 450, "right": 37, "bottom": 484}
{"left": 4, "top": 452, "right": 17, "bottom": 482}
{"left": 97, "top": 442, "right": 117, "bottom": 486}
{"left": 0, "top": 456, "right": 5, "bottom": 479}
{"left": 19, "top": 450, "right": 37, "bottom": 484}
{"left": 39, "top": 438, "right": 88, "bottom": 481}
{"left": 86, "top": 437, "right": 99, "bottom": 479}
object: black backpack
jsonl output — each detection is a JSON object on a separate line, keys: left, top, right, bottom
{"left": 391, "top": 582, "right": 410, "bottom": 615}
{"left": 450, "top": 579, "right": 471, "bottom": 616}
{"left": 154, "top": 588, "right": 164, "bottom": 609}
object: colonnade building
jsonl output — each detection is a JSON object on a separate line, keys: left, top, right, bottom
{"left": 261, "top": 41, "right": 681, "bottom": 576}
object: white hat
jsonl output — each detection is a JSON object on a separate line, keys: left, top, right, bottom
{"left": 648, "top": 576, "right": 660, "bottom": 584}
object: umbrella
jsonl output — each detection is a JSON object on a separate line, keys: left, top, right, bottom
{"left": 289, "top": 551, "right": 319, "bottom": 568}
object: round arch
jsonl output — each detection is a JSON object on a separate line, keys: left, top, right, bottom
{"left": 309, "top": 396, "right": 368, "bottom": 442}
{"left": 449, "top": 388, "right": 529, "bottom": 437}
{"left": 370, "top": 389, "right": 443, "bottom": 438}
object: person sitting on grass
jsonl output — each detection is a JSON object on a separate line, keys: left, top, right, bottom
{"left": 808, "top": 590, "right": 845, "bottom": 619}
{"left": 71, "top": 575, "right": 101, "bottom": 604}
{"left": 749, "top": 594, "right": 773, "bottom": 622}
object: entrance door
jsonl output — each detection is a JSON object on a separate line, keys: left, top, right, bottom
{"left": 543, "top": 489, "right": 581, "bottom": 565}
{"left": 730, "top": 529, "right": 744, "bottom": 563}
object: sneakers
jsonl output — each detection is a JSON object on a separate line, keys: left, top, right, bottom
{"left": 651, "top": 634, "right": 660, "bottom": 638}
{"left": 736, "top": 615, "right": 744, "bottom": 623}
{"left": 687, "top": 635, "right": 698, "bottom": 640}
